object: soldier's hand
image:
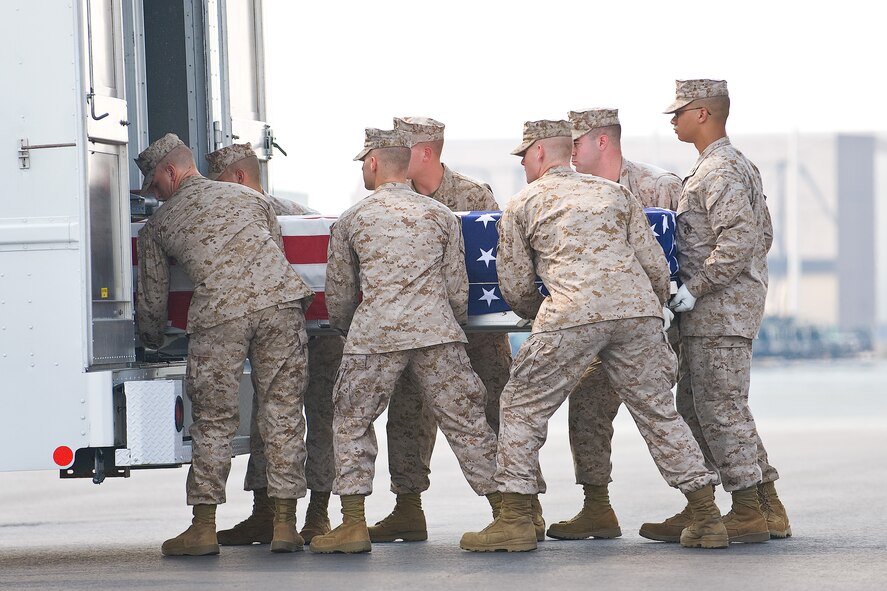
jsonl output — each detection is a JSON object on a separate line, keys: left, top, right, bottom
{"left": 669, "top": 284, "right": 697, "bottom": 313}
{"left": 145, "top": 333, "right": 183, "bottom": 350}
{"left": 662, "top": 306, "right": 675, "bottom": 331}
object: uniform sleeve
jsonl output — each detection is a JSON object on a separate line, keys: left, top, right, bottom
{"left": 261, "top": 198, "right": 286, "bottom": 251}
{"left": 324, "top": 219, "right": 360, "bottom": 336}
{"left": 136, "top": 226, "right": 170, "bottom": 349}
{"left": 496, "top": 205, "right": 543, "bottom": 319}
{"left": 476, "top": 184, "right": 499, "bottom": 211}
{"left": 443, "top": 214, "right": 469, "bottom": 324}
{"left": 268, "top": 194, "right": 319, "bottom": 216}
{"left": 684, "top": 171, "right": 758, "bottom": 298}
{"left": 627, "top": 194, "right": 670, "bottom": 305}
{"left": 656, "top": 174, "right": 683, "bottom": 211}
{"left": 761, "top": 197, "right": 774, "bottom": 253}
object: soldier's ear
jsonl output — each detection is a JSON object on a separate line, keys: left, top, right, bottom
{"left": 598, "top": 134, "right": 608, "bottom": 151}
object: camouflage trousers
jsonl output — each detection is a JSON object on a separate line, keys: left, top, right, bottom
{"left": 385, "top": 333, "right": 512, "bottom": 494}
{"left": 244, "top": 334, "right": 344, "bottom": 492}
{"left": 332, "top": 342, "right": 498, "bottom": 497}
{"left": 185, "top": 303, "right": 308, "bottom": 505}
{"left": 496, "top": 318, "right": 717, "bottom": 495}
{"left": 678, "top": 335, "right": 780, "bottom": 492}
{"left": 567, "top": 323, "right": 680, "bottom": 486}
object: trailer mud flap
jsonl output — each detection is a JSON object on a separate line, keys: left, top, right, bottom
{"left": 60, "top": 447, "right": 129, "bottom": 482}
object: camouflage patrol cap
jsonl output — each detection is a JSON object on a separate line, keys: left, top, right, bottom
{"left": 663, "top": 79, "right": 728, "bottom": 113}
{"left": 135, "top": 133, "right": 185, "bottom": 192}
{"left": 510, "top": 119, "right": 572, "bottom": 156}
{"left": 393, "top": 116, "right": 445, "bottom": 145}
{"left": 206, "top": 143, "right": 256, "bottom": 180}
{"left": 353, "top": 128, "right": 412, "bottom": 161}
{"left": 568, "top": 108, "right": 620, "bottom": 141}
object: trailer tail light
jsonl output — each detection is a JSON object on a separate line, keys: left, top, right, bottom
{"left": 175, "top": 395, "right": 184, "bottom": 433}
{"left": 53, "top": 446, "right": 74, "bottom": 467}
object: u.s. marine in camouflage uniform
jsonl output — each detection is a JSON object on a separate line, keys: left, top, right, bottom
{"left": 364, "top": 117, "right": 514, "bottom": 543}
{"left": 309, "top": 128, "right": 498, "bottom": 555}
{"left": 642, "top": 79, "right": 789, "bottom": 545}
{"left": 135, "top": 134, "right": 313, "bottom": 556}
{"left": 461, "top": 120, "right": 727, "bottom": 553}
{"left": 203, "top": 143, "right": 343, "bottom": 546}
{"left": 545, "top": 108, "right": 684, "bottom": 541}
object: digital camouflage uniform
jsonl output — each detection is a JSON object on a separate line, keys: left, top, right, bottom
{"left": 137, "top": 176, "right": 314, "bottom": 505}
{"left": 567, "top": 159, "right": 683, "bottom": 487}
{"left": 241, "top": 194, "right": 343, "bottom": 494}
{"left": 384, "top": 164, "right": 512, "bottom": 495}
{"left": 325, "top": 182, "right": 498, "bottom": 497}
{"left": 494, "top": 166, "right": 717, "bottom": 495}
{"left": 676, "top": 136, "right": 778, "bottom": 492}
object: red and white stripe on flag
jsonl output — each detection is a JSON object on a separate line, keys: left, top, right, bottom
{"left": 131, "top": 215, "right": 335, "bottom": 331}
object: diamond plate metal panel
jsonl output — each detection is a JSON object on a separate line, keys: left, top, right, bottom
{"left": 119, "top": 380, "right": 183, "bottom": 465}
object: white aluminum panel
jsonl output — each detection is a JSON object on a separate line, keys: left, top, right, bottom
{"left": 0, "top": 249, "right": 93, "bottom": 471}
{"left": 3, "top": 2, "right": 83, "bottom": 222}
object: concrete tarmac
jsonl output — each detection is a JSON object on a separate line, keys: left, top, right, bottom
{"left": 1, "top": 359, "right": 885, "bottom": 590}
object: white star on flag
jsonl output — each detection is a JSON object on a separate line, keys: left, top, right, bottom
{"left": 477, "top": 247, "right": 496, "bottom": 267}
{"left": 475, "top": 213, "right": 498, "bottom": 228}
{"left": 660, "top": 215, "right": 670, "bottom": 233}
{"left": 479, "top": 287, "right": 500, "bottom": 306}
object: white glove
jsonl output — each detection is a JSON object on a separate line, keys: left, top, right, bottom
{"left": 669, "top": 284, "right": 697, "bottom": 313}
{"left": 662, "top": 306, "right": 674, "bottom": 331}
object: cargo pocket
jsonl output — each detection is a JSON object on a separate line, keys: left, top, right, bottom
{"left": 185, "top": 354, "right": 206, "bottom": 404}
{"left": 510, "top": 333, "right": 562, "bottom": 384}
{"left": 332, "top": 355, "right": 367, "bottom": 414}
{"left": 699, "top": 337, "right": 752, "bottom": 402}
{"left": 455, "top": 344, "right": 473, "bottom": 367}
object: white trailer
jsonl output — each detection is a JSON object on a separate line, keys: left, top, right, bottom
{"left": 0, "top": 0, "right": 279, "bottom": 480}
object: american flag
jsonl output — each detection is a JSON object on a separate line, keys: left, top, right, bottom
{"left": 131, "top": 216, "right": 336, "bottom": 330}
{"left": 131, "top": 209, "right": 678, "bottom": 329}
{"left": 644, "top": 207, "right": 680, "bottom": 283}
{"left": 460, "top": 209, "right": 679, "bottom": 315}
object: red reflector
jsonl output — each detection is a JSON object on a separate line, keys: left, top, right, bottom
{"left": 53, "top": 446, "right": 74, "bottom": 467}
{"left": 175, "top": 396, "right": 184, "bottom": 433}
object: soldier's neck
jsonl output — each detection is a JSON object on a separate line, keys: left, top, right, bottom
{"left": 598, "top": 154, "right": 623, "bottom": 183}
{"left": 411, "top": 162, "right": 444, "bottom": 196}
{"left": 374, "top": 175, "right": 407, "bottom": 190}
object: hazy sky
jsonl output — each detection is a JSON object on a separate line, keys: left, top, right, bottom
{"left": 263, "top": 0, "right": 883, "bottom": 213}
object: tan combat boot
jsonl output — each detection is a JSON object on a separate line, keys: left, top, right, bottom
{"left": 161, "top": 504, "right": 220, "bottom": 556}
{"left": 547, "top": 484, "right": 623, "bottom": 540}
{"left": 487, "top": 491, "right": 502, "bottom": 518}
{"left": 758, "top": 481, "right": 792, "bottom": 538}
{"left": 270, "top": 497, "right": 304, "bottom": 553}
{"left": 460, "top": 493, "right": 537, "bottom": 552}
{"left": 531, "top": 494, "right": 545, "bottom": 542}
{"left": 217, "top": 488, "right": 274, "bottom": 545}
{"left": 679, "top": 485, "right": 729, "bottom": 549}
{"left": 639, "top": 504, "right": 692, "bottom": 542}
{"left": 300, "top": 490, "right": 332, "bottom": 544}
{"left": 310, "top": 494, "right": 372, "bottom": 554}
{"left": 367, "top": 492, "right": 427, "bottom": 542}
{"left": 722, "top": 485, "right": 770, "bottom": 543}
